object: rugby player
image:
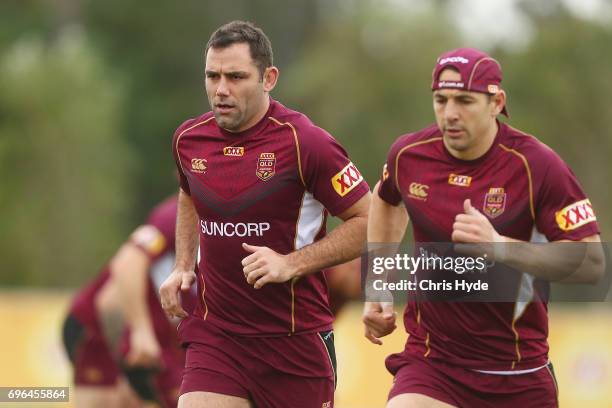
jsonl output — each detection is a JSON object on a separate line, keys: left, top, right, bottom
{"left": 363, "top": 48, "right": 604, "bottom": 407}
{"left": 160, "top": 21, "right": 370, "bottom": 408}
{"left": 62, "top": 195, "right": 195, "bottom": 408}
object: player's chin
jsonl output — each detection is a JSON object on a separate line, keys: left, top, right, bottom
{"left": 214, "top": 114, "right": 238, "bottom": 130}
{"left": 444, "top": 136, "right": 468, "bottom": 151}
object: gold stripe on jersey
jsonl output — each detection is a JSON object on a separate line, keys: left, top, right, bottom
{"left": 289, "top": 191, "right": 306, "bottom": 335}
{"left": 199, "top": 273, "right": 209, "bottom": 320}
{"left": 424, "top": 332, "right": 431, "bottom": 357}
{"left": 290, "top": 277, "right": 297, "bottom": 334}
{"left": 510, "top": 320, "right": 521, "bottom": 369}
{"left": 268, "top": 117, "right": 306, "bottom": 186}
{"left": 510, "top": 275, "right": 534, "bottom": 369}
{"left": 499, "top": 144, "right": 535, "bottom": 220}
{"left": 394, "top": 137, "right": 443, "bottom": 195}
{"left": 175, "top": 117, "right": 215, "bottom": 178}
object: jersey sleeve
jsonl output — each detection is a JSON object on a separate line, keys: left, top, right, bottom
{"left": 172, "top": 119, "right": 194, "bottom": 195}
{"left": 298, "top": 125, "right": 369, "bottom": 216}
{"left": 377, "top": 138, "right": 404, "bottom": 206}
{"left": 534, "top": 149, "right": 599, "bottom": 241}
{"left": 129, "top": 196, "right": 178, "bottom": 261}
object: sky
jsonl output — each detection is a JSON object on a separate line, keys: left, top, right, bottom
{"left": 374, "top": 0, "right": 612, "bottom": 50}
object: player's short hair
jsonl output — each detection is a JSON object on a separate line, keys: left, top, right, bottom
{"left": 206, "top": 21, "right": 273, "bottom": 78}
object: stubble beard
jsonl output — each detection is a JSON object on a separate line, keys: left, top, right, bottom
{"left": 214, "top": 110, "right": 244, "bottom": 132}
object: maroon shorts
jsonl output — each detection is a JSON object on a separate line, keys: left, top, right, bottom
{"left": 62, "top": 312, "right": 185, "bottom": 407}
{"left": 63, "top": 312, "right": 121, "bottom": 386}
{"left": 386, "top": 352, "right": 558, "bottom": 407}
{"left": 179, "top": 317, "right": 336, "bottom": 408}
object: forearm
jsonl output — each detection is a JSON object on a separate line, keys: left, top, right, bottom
{"left": 368, "top": 183, "right": 409, "bottom": 244}
{"left": 175, "top": 188, "right": 199, "bottom": 271}
{"left": 365, "top": 184, "right": 409, "bottom": 298}
{"left": 110, "top": 245, "right": 153, "bottom": 331}
{"left": 287, "top": 211, "right": 368, "bottom": 278}
{"left": 499, "top": 235, "right": 604, "bottom": 283}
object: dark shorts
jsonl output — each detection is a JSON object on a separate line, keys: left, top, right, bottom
{"left": 62, "top": 312, "right": 120, "bottom": 386}
{"left": 121, "top": 348, "right": 184, "bottom": 408}
{"left": 62, "top": 312, "right": 185, "bottom": 408}
{"left": 386, "top": 352, "right": 558, "bottom": 408}
{"left": 179, "top": 317, "right": 336, "bottom": 408}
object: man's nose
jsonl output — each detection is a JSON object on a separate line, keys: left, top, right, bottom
{"left": 444, "top": 100, "right": 460, "bottom": 122}
{"left": 216, "top": 77, "right": 230, "bottom": 97}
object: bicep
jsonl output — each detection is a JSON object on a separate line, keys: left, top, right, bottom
{"left": 336, "top": 191, "right": 371, "bottom": 222}
{"left": 368, "top": 182, "right": 409, "bottom": 243}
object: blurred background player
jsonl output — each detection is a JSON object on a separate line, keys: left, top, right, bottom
{"left": 364, "top": 48, "right": 603, "bottom": 407}
{"left": 62, "top": 195, "right": 196, "bottom": 408}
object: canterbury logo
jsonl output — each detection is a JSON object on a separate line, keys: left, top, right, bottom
{"left": 448, "top": 173, "right": 472, "bottom": 187}
{"left": 191, "top": 158, "right": 207, "bottom": 173}
{"left": 331, "top": 162, "right": 363, "bottom": 197}
{"left": 555, "top": 199, "right": 596, "bottom": 231}
{"left": 223, "top": 147, "right": 244, "bottom": 157}
{"left": 408, "top": 182, "right": 429, "bottom": 199}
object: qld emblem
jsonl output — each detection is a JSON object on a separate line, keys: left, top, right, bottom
{"left": 483, "top": 187, "right": 506, "bottom": 218}
{"left": 256, "top": 152, "right": 276, "bottom": 181}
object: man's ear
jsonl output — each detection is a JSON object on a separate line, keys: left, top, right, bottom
{"left": 263, "top": 66, "right": 279, "bottom": 93}
{"left": 492, "top": 90, "right": 507, "bottom": 117}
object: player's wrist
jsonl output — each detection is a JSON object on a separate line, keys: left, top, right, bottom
{"left": 284, "top": 253, "right": 305, "bottom": 279}
{"left": 493, "top": 235, "right": 509, "bottom": 263}
{"left": 172, "top": 266, "right": 194, "bottom": 275}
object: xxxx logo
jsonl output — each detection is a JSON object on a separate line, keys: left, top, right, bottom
{"left": 448, "top": 173, "right": 472, "bottom": 187}
{"left": 331, "top": 162, "right": 363, "bottom": 197}
{"left": 191, "top": 158, "right": 207, "bottom": 173}
{"left": 223, "top": 146, "right": 244, "bottom": 157}
{"left": 408, "top": 182, "right": 428, "bottom": 200}
{"left": 555, "top": 199, "right": 596, "bottom": 231}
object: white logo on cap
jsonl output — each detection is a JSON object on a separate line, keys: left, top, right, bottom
{"left": 438, "top": 81, "right": 464, "bottom": 88}
{"left": 439, "top": 56, "right": 469, "bottom": 65}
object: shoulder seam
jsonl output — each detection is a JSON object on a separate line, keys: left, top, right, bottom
{"left": 499, "top": 143, "right": 536, "bottom": 220}
{"left": 394, "top": 137, "right": 442, "bottom": 194}
{"left": 174, "top": 117, "right": 215, "bottom": 175}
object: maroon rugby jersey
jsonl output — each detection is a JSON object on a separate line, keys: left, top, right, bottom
{"left": 378, "top": 121, "right": 599, "bottom": 370}
{"left": 70, "top": 196, "right": 192, "bottom": 346}
{"left": 172, "top": 98, "right": 369, "bottom": 337}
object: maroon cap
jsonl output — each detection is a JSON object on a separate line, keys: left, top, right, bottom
{"left": 431, "top": 47, "right": 508, "bottom": 117}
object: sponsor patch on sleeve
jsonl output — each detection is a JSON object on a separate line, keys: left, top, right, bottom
{"left": 555, "top": 199, "right": 596, "bottom": 231}
{"left": 331, "top": 161, "right": 364, "bottom": 197}
{"left": 131, "top": 225, "right": 166, "bottom": 256}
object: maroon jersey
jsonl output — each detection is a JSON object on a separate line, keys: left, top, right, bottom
{"left": 378, "top": 121, "right": 599, "bottom": 371}
{"left": 172, "top": 98, "right": 369, "bottom": 337}
{"left": 70, "top": 195, "right": 186, "bottom": 345}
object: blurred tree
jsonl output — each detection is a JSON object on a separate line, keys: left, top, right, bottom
{"left": 0, "top": 27, "right": 133, "bottom": 286}
{"left": 278, "top": 5, "right": 459, "bottom": 188}
{"left": 500, "top": 9, "right": 612, "bottom": 236}
{"left": 80, "top": 0, "right": 322, "bottom": 213}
